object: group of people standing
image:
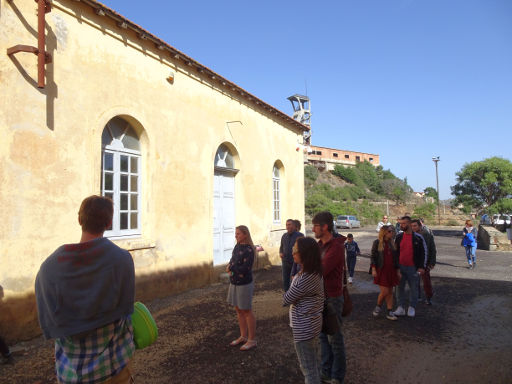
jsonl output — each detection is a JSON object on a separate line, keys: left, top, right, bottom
{"left": 226, "top": 212, "right": 347, "bottom": 384}
{"left": 370, "top": 216, "right": 436, "bottom": 320}
{"left": 224, "top": 213, "right": 481, "bottom": 384}
{"left": 225, "top": 213, "right": 442, "bottom": 383}
{"left": 11, "top": 194, "right": 477, "bottom": 384}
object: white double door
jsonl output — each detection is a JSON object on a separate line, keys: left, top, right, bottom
{"left": 213, "top": 171, "right": 235, "bottom": 265}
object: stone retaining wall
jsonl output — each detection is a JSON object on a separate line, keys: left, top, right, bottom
{"left": 478, "top": 225, "right": 512, "bottom": 251}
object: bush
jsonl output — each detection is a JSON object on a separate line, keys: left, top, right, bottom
{"left": 304, "top": 165, "right": 319, "bottom": 182}
{"left": 332, "top": 165, "right": 361, "bottom": 185}
{"left": 445, "top": 219, "right": 459, "bottom": 226}
{"left": 413, "top": 203, "right": 436, "bottom": 220}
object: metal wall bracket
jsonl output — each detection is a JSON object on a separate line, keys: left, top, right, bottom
{"left": 6, "top": 0, "right": 52, "bottom": 88}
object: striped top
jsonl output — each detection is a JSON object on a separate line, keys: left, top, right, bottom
{"left": 283, "top": 272, "right": 324, "bottom": 342}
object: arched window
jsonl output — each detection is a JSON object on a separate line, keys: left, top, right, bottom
{"left": 101, "top": 116, "right": 141, "bottom": 237}
{"left": 273, "top": 165, "right": 280, "bottom": 223}
{"left": 215, "top": 144, "right": 235, "bottom": 169}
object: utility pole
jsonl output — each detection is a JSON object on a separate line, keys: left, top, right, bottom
{"left": 432, "top": 156, "right": 441, "bottom": 225}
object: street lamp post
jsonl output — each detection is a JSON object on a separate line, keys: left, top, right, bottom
{"left": 432, "top": 156, "right": 441, "bottom": 225}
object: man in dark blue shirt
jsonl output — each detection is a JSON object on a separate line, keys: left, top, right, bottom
{"left": 279, "top": 219, "right": 303, "bottom": 291}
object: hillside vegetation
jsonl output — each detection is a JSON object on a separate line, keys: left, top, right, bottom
{"left": 305, "top": 161, "right": 434, "bottom": 225}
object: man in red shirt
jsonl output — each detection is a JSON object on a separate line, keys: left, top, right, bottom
{"left": 313, "top": 211, "right": 347, "bottom": 384}
{"left": 393, "top": 216, "right": 426, "bottom": 318}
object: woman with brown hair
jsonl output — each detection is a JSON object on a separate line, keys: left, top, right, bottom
{"left": 226, "top": 225, "right": 257, "bottom": 351}
{"left": 371, "top": 226, "right": 401, "bottom": 320}
{"left": 283, "top": 237, "right": 324, "bottom": 384}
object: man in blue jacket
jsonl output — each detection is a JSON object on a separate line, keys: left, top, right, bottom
{"left": 35, "top": 196, "right": 135, "bottom": 384}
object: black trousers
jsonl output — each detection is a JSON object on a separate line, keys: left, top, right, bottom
{"left": 0, "top": 336, "right": 10, "bottom": 357}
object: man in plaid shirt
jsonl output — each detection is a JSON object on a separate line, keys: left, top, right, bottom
{"left": 36, "top": 196, "right": 135, "bottom": 383}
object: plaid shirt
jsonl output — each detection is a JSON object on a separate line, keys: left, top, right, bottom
{"left": 55, "top": 316, "right": 135, "bottom": 384}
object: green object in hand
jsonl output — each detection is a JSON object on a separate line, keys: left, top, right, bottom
{"left": 132, "top": 302, "right": 158, "bottom": 349}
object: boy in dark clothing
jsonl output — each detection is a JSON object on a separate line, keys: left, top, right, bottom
{"left": 344, "top": 234, "right": 360, "bottom": 284}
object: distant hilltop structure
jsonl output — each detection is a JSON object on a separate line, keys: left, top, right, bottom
{"left": 287, "top": 93, "right": 379, "bottom": 170}
{"left": 307, "top": 145, "right": 380, "bottom": 171}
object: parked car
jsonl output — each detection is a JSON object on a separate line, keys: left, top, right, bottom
{"left": 336, "top": 215, "right": 361, "bottom": 229}
{"left": 492, "top": 214, "right": 511, "bottom": 225}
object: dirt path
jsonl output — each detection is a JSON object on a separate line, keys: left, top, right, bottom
{"left": 2, "top": 231, "right": 512, "bottom": 383}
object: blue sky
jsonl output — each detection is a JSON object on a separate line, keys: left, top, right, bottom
{"left": 102, "top": 0, "right": 512, "bottom": 199}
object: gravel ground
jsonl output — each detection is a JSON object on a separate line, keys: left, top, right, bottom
{"left": 2, "top": 228, "right": 512, "bottom": 384}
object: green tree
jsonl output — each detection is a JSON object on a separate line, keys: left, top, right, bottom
{"left": 488, "top": 198, "right": 512, "bottom": 214}
{"left": 355, "top": 161, "right": 383, "bottom": 194}
{"left": 451, "top": 157, "right": 512, "bottom": 212}
{"left": 382, "top": 179, "right": 408, "bottom": 205}
{"left": 391, "top": 186, "right": 406, "bottom": 205}
{"left": 424, "top": 187, "right": 439, "bottom": 202}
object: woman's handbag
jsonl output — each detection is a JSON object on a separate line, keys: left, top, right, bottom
{"left": 132, "top": 302, "right": 158, "bottom": 349}
{"left": 321, "top": 301, "right": 339, "bottom": 335}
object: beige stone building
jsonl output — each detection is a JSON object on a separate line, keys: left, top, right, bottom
{"left": 0, "top": 0, "right": 308, "bottom": 340}
{"left": 307, "top": 145, "right": 380, "bottom": 170}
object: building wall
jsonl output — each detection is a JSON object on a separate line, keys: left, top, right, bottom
{"left": 307, "top": 145, "right": 380, "bottom": 170}
{"left": 0, "top": 0, "right": 305, "bottom": 341}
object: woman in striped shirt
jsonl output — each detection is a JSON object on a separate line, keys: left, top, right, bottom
{"left": 283, "top": 237, "right": 324, "bottom": 384}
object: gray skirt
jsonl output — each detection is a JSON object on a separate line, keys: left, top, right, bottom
{"left": 227, "top": 281, "right": 254, "bottom": 310}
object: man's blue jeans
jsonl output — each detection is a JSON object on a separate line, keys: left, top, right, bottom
{"left": 294, "top": 337, "right": 321, "bottom": 384}
{"left": 319, "top": 296, "right": 346, "bottom": 383}
{"left": 465, "top": 245, "right": 476, "bottom": 265}
{"left": 282, "top": 259, "right": 293, "bottom": 291}
{"left": 398, "top": 265, "right": 419, "bottom": 308}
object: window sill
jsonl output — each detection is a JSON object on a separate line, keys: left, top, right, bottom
{"left": 108, "top": 236, "right": 156, "bottom": 251}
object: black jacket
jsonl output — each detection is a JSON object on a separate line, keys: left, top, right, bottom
{"left": 370, "top": 239, "right": 399, "bottom": 270}
{"left": 395, "top": 232, "right": 427, "bottom": 270}
{"left": 420, "top": 229, "right": 437, "bottom": 266}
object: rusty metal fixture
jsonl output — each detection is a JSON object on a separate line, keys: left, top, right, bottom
{"left": 37, "top": 0, "right": 51, "bottom": 88}
{"left": 6, "top": 0, "right": 52, "bottom": 88}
